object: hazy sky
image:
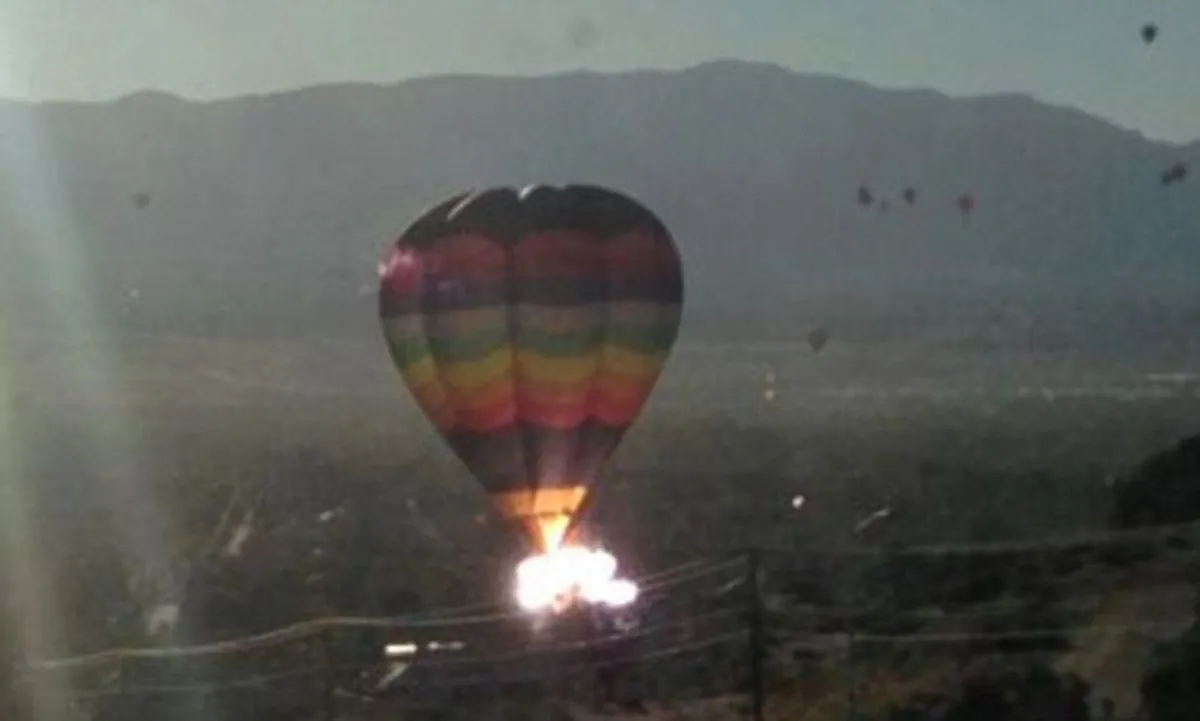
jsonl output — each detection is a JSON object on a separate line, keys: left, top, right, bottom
{"left": 2, "top": 0, "right": 1198, "bottom": 142}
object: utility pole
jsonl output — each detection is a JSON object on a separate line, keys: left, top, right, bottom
{"left": 845, "top": 507, "right": 890, "bottom": 721}
{"left": 746, "top": 549, "right": 765, "bottom": 721}
{"left": 320, "top": 627, "right": 338, "bottom": 721}
{"left": 843, "top": 544, "right": 858, "bottom": 721}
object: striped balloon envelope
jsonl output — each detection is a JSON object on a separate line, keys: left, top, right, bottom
{"left": 378, "top": 185, "right": 684, "bottom": 553}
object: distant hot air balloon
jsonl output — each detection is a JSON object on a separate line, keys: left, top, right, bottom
{"left": 808, "top": 327, "right": 830, "bottom": 353}
{"left": 902, "top": 187, "right": 917, "bottom": 206}
{"left": 378, "top": 185, "right": 684, "bottom": 554}
{"left": 1160, "top": 162, "right": 1188, "bottom": 186}
{"left": 1141, "top": 23, "right": 1158, "bottom": 45}
{"left": 956, "top": 193, "right": 976, "bottom": 227}
{"left": 857, "top": 185, "right": 874, "bottom": 207}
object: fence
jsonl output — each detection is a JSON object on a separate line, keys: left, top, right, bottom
{"left": 10, "top": 520, "right": 1200, "bottom": 721}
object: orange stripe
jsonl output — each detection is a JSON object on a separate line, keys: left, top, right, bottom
{"left": 409, "top": 390, "right": 457, "bottom": 430}
{"left": 593, "top": 396, "right": 646, "bottom": 425}
{"left": 513, "top": 383, "right": 592, "bottom": 406}
{"left": 446, "top": 380, "right": 512, "bottom": 412}
{"left": 594, "top": 383, "right": 651, "bottom": 410}
{"left": 457, "top": 394, "right": 516, "bottom": 432}
{"left": 516, "top": 400, "right": 591, "bottom": 429}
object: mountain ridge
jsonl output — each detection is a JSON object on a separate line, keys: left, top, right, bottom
{"left": 1, "top": 59, "right": 1196, "bottom": 345}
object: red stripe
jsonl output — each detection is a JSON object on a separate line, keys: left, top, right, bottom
{"left": 516, "top": 398, "right": 591, "bottom": 429}
{"left": 595, "top": 382, "right": 651, "bottom": 410}
{"left": 426, "top": 234, "right": 507, "bottom": 282}
{"left": 381, "top": 248, "right": 425, "bottom": 296}
{"left": 604, "top": 232, "right": 676, "bottom": 280}
{"left": 413, "top": 396, "right": 457, "bottom": 432}
{"left": 514, "top": 233, "right": 603, "bottom": 278}
{"left": 447, "top": 381, "right": 512, "bottom": 412}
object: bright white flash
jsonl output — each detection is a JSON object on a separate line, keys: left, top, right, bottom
{"left": 515, "top": 546, "right": 639, "bottom": 613}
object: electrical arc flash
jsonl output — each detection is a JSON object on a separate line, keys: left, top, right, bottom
{"left": 514, "top": 544, "right": 639, "bottom": 614}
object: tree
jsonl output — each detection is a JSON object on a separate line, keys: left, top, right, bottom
{"left": 1110, "top": 435, "right": 1200, "bottom": 529}
{"left": 889, "top": 662, "right": 1090, "bottom": 721}
{"left": 1141, "top": 593, "right": 1200, "bottom": 721}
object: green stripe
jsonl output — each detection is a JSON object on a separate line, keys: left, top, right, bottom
{"left": 386, "top": 336, "right": 434, "bottom": 369}
{"left": 386, "top": 320, "right": 679, "bottom": 366}
{"left": 426, "top": 328, "right": 513, "bottom": 363}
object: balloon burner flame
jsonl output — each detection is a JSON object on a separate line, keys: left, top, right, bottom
{"left": 514, "top": 545, "right": 639, "bottom": 613}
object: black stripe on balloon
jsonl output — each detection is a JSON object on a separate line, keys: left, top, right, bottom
{"left": 395, "top": 185, "right": 672, "bottom": 250}
{"left": 379, "top": 277, "right": 682, "bottom": 317}
{"left": 445, "top": 421, "right": 628, "bottom": 497}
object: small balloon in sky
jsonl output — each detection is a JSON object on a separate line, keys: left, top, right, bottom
{"left": 763, "top": 388, "right": 776, "bottom": 402}
{"left": 1141, "top": 23, "right": 1158, "bottom": 45}
{"left": 791, "top": 495, "right": 806, "bottom": 510}
{"left": 1160, "top": 162, "right": 1188, "bottom": 186}
{"left": 808, "top": 327, "right": 830, "bottom": 353}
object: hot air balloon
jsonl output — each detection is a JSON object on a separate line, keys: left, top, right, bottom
{"left": 1141, "top": 23, "right": 1158, "bottom": 45}
{"left": 956, "top": 193, "right": 976, "bottom": 227}
{"left": 1160, "top": 162, "right": 1188, "bottom": 186}
{"left": 808, "top": 327, "right": 830, "bottom": 353}
{"left": 902, "top": 187, "right": 917, "bottom": 206}
{"left": 857, "top": 185, "right": 874, "bottom": 207}
{"left": 378, "top": 185, "right": 683, "bottom": 557}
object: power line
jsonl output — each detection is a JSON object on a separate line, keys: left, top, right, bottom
{"left": 65, "top": 665, "right": 329, "bottom": 700}
{"left": 773, "top": 570, "right": 1197, "bottom": 622}
{"left": 640, "top": 556, "right": 747, "bottom": 593}
{"left": 25, "top": 556, "right": 742, "bottom": 672}
{"left": 36, "top": 630, "right": 749, "bottom": 700}
{"left": 22, "top": 523, "right": 1199, "bottom": 673}
{"left": 764, "top": 518, "right": 1200, "bottom": 559}
{"left": 775, "top": 619, "right": 1190, "bottom": 649}
{"left": 28, "top": 612, "right": 512, "bottom": 671}
{"left": 400, "top": 607, "right": 747, "bottom": 670}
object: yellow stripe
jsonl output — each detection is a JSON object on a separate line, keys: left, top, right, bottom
{"left": 490, "top": 486, "right": 589, "bottom": 518}
{"left": 414, "top": 349, "right": 597, "bottom": 387}
{"left": 599, "top": 346, "right": 667, "bottom": 378}
{"left": 435, "top": 347, "right": 514, "bottom": 392}
{"left": 405, "top": 346, "right": 666, "bottom": 394}
{"left": 513, "top": 350, "right": 600, "bottom": 383}
{"left": 397, "top": 356, "right": 440, "bottom": 388}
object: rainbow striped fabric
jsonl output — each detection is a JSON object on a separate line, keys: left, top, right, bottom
{"left": 378, "top": 185, "right": 683, "bottom": 550}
